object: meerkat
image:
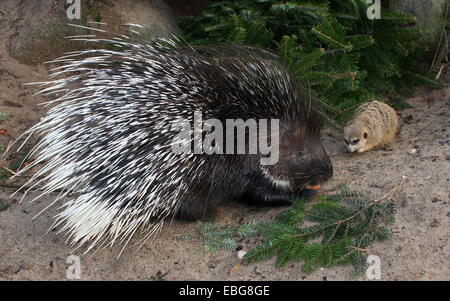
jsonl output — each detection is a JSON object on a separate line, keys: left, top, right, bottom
{"left": 344, "top": 101, "right": 399, "bottom": 153}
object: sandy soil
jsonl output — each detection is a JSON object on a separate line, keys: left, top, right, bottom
{"left": 0, "top": 13, "right": 449, "bottom": 282}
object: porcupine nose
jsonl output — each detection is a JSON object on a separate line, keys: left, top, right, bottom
{"left": 309, "top": 155, "right": 333, "bottom": 190}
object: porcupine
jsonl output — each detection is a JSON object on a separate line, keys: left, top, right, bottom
{"left": 13, "top": 24, "right": 333, "bottom": 253}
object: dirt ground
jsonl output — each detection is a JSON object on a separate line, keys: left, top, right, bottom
{"left": 0, "top": 17, "right": 449, "bottom": 282}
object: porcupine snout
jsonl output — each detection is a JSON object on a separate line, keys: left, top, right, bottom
{"left": 288, "top": 136, "right": 333, "bottom": 193}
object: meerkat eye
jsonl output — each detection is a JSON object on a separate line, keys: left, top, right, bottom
{"left": 344, "top": 138, "right": 349, "bottom": 144}
{"left": 363, "top": 132, "right": 368, "bottom": 139}
{"left": 351, "top": 139, "right": 360, "bottom": 145}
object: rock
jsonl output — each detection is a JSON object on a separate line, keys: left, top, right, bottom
{"left": 389, "top": 0, "right": 448, "bottom": 68}
{"left": 113, "top": 0, "right": 181, "bottom": 37}
{"left": 390, "top": 0, "right": 448, "bottom": 69}
{"left": 1, "top": 0, "right": 181, "bottom": 64}
{"left": 237, "top": 250, "right": 247, "bottom": 259}
{"left": 390, "top": 0, "right": 448, "bottom": 46}
{"left": 407, "top": 148, "right": 417, "bottom": 155}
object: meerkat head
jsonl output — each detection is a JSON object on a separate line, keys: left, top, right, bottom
{"left": 343, "top": 125, "right": 369, "bottom": 153}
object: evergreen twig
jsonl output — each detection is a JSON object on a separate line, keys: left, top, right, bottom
{"left": 178, "top": 0, "right": 442, "bottom": 124}
{"left": 177, "top": 181, "right": 401, "bottom": 275}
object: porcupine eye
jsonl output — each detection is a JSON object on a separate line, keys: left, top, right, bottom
{"left": 363, "top": 132, "right": 368, "bottom": 139}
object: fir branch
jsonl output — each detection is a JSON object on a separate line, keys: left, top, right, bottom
{"left": 0, "top": 112, "right": 9, "bottom": 122}
{"left": 270, "top": 2, "right": 329, "bottom": 15}
{"left": 178, "top": 0, "right": 441, "bottom": 123}
{"left": 178, "top": 180, "right": 402, "bottom": 275}
{"left": 311, "top": 27, "right": 353, "bottom": 51}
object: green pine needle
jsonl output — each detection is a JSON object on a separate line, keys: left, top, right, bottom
{"left": 0, "top": 112, "right": 9, "bottom": 122}
{"left": 178, "top": 185, "right": 397, "bottom": 275}
{"left": 178, "top": 0, "right": 441, "bottom": 124}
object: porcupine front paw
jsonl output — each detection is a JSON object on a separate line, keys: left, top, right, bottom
{"left": 239, "top": 181, "right": 296, "bottom": 206}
